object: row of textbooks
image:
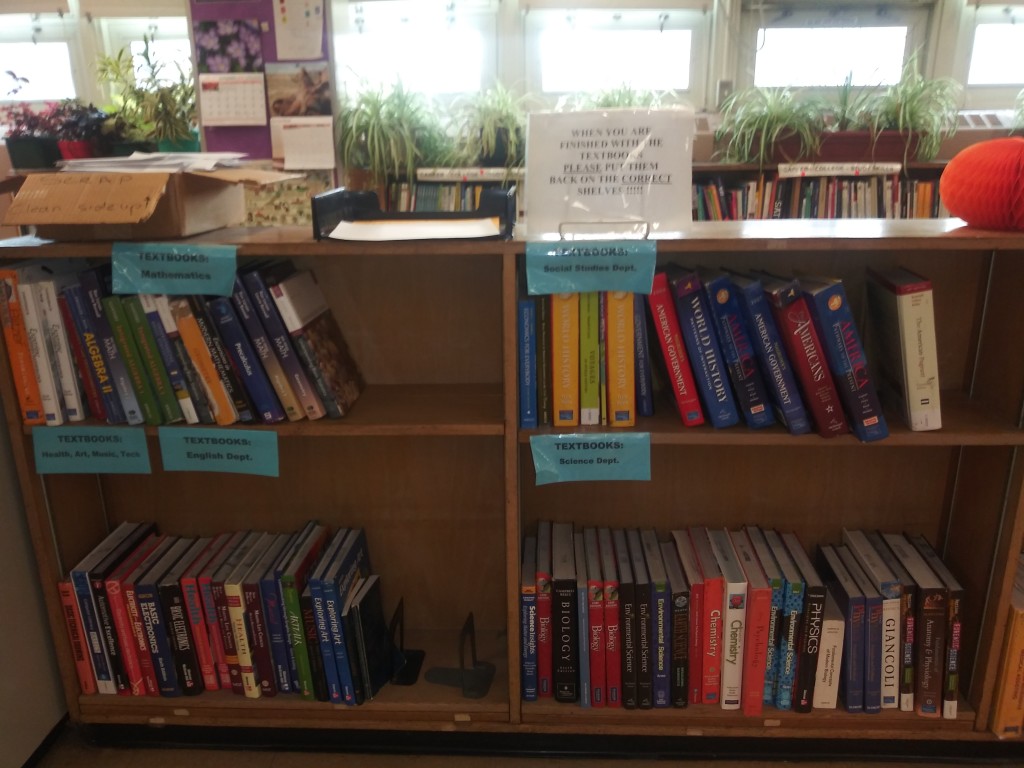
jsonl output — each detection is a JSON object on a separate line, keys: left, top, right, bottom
{"left": 521, "top": 523, "right": 964, "bottom": 720}
{"left": 991, "top": 555, "right": 1024, "bottom": 739}
{"left": 518, "top": 264, "right": 942, "bottom": 438}
{"left": 693, "top": 174, "right": 947, "bottom": 222}
{"left": 0, "top": 259, "right": 364, "bottom": 428}
{"left": 60, "top": 520, "right": 404, "bottom": 704}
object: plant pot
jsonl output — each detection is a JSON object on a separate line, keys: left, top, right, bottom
{"left": 58, "top": 139, "right": 97, "bottom": 160}
{"left": 774, "top": 131, "right": 920, "bottom": 164}
{"left": 4, "top": 136, "right": 62, "bottom": 171}
{"left": 157, "top": 132, "right": 201, "bottom": 153}
{"left": 105, "top": 140, "right": 158, "bottom": 157}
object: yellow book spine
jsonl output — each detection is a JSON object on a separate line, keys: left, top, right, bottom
{"left": 169, "top": 299, "right": 238, "bottom": 426}
{"left": 550, "top": 292, "right": 579, "bottom": 427}
{"left": 605, "top": 291, "right": 636, "bottom": 427}
{"left": 0, "top": 271, "right": 46, "bottom": 425}
{"left": 224, "top": 581, "right": 261, "bottom": 699}
{"left": 991, "top": 591, "right": 1024, "bottom": 739}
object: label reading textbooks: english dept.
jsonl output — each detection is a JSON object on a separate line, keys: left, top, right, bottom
{"left": 112, "top": 242, "right": 237, "bottom": 297}
{"left": 530, "top": 433, "right": 651, "bottom": 485}
{"left": 158, "top": 427, "right": 279, "bottom": 477}
{"left": 34, "top": 426, "right": 151, "bottom": 474}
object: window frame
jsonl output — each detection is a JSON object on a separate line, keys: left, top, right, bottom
{"left": 961, "top": 5, "right": 1024, "bottom": 110}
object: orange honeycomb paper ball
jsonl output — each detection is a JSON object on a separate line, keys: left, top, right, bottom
{"left": 940, "top": 137, "right": 1024, "bottom": 230}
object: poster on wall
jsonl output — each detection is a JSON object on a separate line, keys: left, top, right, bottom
{"left": 193, "top": 18, "right": 265, "bottom": 73}
{"left": 265, "top": 61, "right": 331, "bottom": 117}
{"left": 273, "top": 0, "right": 325, "bottom": 60}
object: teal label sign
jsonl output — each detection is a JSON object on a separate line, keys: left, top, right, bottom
{"left": 34, "top": 426, "right": 151, "bottom": 474}
{"left": 112, "top": 242, "right": 237, "bottom": 297}
{"left": 525, "top": 240, "right": 656, "bottom": 295}
{"left": 530, "top": 432, "right": 651, "bottom": 485}
{"left": 158, "top": 427, "right": 279, "bottom": 477}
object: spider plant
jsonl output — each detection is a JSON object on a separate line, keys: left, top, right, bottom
{"left": 447, "top": 80, "right": 530, "bottom": 169}
{"left": 714, "top": 86, "right": 826, "bottom": 166}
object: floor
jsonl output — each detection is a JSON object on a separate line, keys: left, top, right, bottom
{"left": 26, "top": 721, "right": 1024, "bottom": 768}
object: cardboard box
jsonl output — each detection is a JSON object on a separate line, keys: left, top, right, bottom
{"left": 3, "top": 169, "right": 291, "bottom": 240}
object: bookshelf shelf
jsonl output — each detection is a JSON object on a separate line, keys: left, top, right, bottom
{"left": 1, "top": 218, "right": 1022, "bottom": 752}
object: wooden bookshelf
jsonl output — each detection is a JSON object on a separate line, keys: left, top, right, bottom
{"left": 1, "top": 219, "right": 1022, "bottom": 750}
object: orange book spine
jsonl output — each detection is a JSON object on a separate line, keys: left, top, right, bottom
{"left": 168, "top": 298, "right": 237, "bottom": 426}
{"left": 0, "top": 270, "right": 45, "bottom": 425}
{"left": 550, "top": 292, "right": 580, "bottom": 427}
{"left": 604, "top": 290, "right": 635, "bottom": 427}
{"left": 58, "top": 579, "right": 98, "bottom": 695}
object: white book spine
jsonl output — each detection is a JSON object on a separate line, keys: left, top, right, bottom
{"left": 17, "top": 282, "right": 63, "bottom": 425}
{"left": 34, "top": 279, "right": 85, "bottom": 421}
{"left": 896, "top": 287, "right": 941, "bottom": 430}
{"left": 720, "top": 583, "right": 745, "bottom": 710}
{"left": 812, "top": 595, "right": 845, "bottom": 709}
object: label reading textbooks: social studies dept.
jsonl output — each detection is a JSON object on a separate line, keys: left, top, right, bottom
{"left": 111, "top": 242, "right": 238, "bottom": 297}
{"left": 34, "top": 426, "right": 151, "bottom": 474}
{"left": 530, "top": 433, "right": 651, "bottom": 485}
{"left": 158, "top": 427, "right": 279, "bottom": 477}
{"left": 525, "top": 240, "right": 656, "bottom": 296}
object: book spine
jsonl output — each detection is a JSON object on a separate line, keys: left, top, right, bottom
{"left": 863, "top": 595, "right": 884, "bottom": 713}
{"left": 774, "top": 583, "right": 804, "bottom": 710}
{"left": 670, "top": 586, "right": 689, "bottom": 708}
{"left": 763, "top": 581, "right": 784, "bottom": 706}
{"left": 720, "top": 583, "right": 746, "bottom": 711}
{"left": 793, "top": 585, "right": 826, "bottom": 713}
{"left": 78, "top": 270, "right": 144, "bottom": 425}
{"left": 17, "top": 282, "right": 63, "bottom": 425}
{"left": 211, "top": 577, "right": 243, "bottom": 694}
{"left": 187, "top": 295, "right": 255, "bottom": 423}
{"left": 120, "top": 295, "right": 182, "bottom": 424}
{"left": 0, "top": 271, "right": 46, "bottom": 425}
{"left": 135, "top": 581, "right": 181, "bottom": 696}
{"left": 521, "top": 576, "right": 538, "bottom": 701}
{"left": 843, "top": 596, "right": 866, "bottom": 713}
{"left": 553, "top": 575, "right": 579, "bottom": 703}
{"left": 91, "top": 574, "right": 129, "bottom": 694}
{"left": 944, "top": 589, "right": 963, "bottom": 720}
{"left": 812, "top": 608, "right": 844, "bottom": 709}
{"left": 34, "top": 280, "right": 84, "bottom": 421}
{"left": 770, "top": 293, "right": 848, "bottom": 437}
{"left": 705, "top": 275, "right": 774, "bottom": 428}
{"left": 635, "top": 579, "right": 652, "bottom": 709}
{"left": 586, "top": 573, "right": 605, "bottom": 707}
{"left": 990, "top": 601, "right": 1024, "bottom": 738}
{"left": 805, "top": 282, "right": 888, "bottom": 441}
{"left": 137, "top": 294, "right": 198, "bottom": 424}
{"left": 241, "top": 269, "right": 326, "bottom": 420}
{"left": 243, "top": 579, "right": 275, "bottom": 697}
{"left": 646, "top": 272, "right": 704, "bottom": 426}
{"left": 170, "top": 297, "right": 238, "bottom": 426}
{"left": 688, "top": 579, "right": 704, "bottom": 705}
{"left": 605, "top": 290, "right": 636, "bottom": 427}
{"left": 225, "top": 581, "right": 261, "bottom": 698}
{"left": 331, "top": 561, "right": 366, "bottom": 705}
{"left": 62, "top": 283, "right": 127, "bottom": 423}
{"left": 207, "top": 296, "right": 286, "bottom": 424}
{"left": 181, "top": 575, "right": 218, "bottom": 691}
{"left": 155, "top": 295, "right": 214, "bottom": 424}
{"left": 881, "top": 597, "right": 901, "bottom": 709}
{"left": 603, "top": 574, "right": 621, "bottom": 707}
{"left": 741, "top": 585, "right": 771, "bottom": 717}
{"left": 124, "top": 580, "right": 160, "bottom": 696}
{"left": 620, "top": 577, "right": 637, "bottom": 709}
{"left": 58, "top": 579, "right": 98, "bottom": 695}
{"left": 579, "top": 291, "right": 600, "bottom": 426}
{"left": 517, "top": 296, "right": 538, "bottom": 429}
{"left": 671, "top": 275, "right": 740, "bottom": 428}
{"left": 281, "top": 575, "right": 316, "bottom": 700}
{"left": 70, "top": 569, "right": 115, "bottom": 695}
{"left": 310, "top": 575, "right": 343, "bottom": 703}
{"left": 701, "top": 576, "right": 723, "bottom": 705}
{"left": 736, "top": 279, "right": 811, "bottom": 434}
{"left": 650, "top": 578, "right": 669, "bottom": 708}
{"left": 576, "top": 566, "right": 590, "bottom": 707}
{"left": 633, "top": 293, "right": 654, "bottom": 418}
{"left": 260, "top": 571, "right": 292, "bottom": 694}
{"left": 550, "top": 292, "right": 580, "bottom": 427}
{"left": 535, "top": 294, "right": 552, "bottom": 426}
{"left": 159, "top": 581, "right": 204, "bottom": 696}
{"left": 57, "top": 291, "right": 105, "bottom": 421}
{"left": 105, "top": 574, "right": 144, "bottom": 696}
{"left": 198, "top": 574, "right": 230, "bottom": 689}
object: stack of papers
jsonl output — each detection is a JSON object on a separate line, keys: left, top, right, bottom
{"left": 58, "top": 152, "right": 248, "bottom": 173}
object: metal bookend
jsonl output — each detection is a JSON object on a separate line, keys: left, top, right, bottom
{"left": 423, "top": 612, "right": 495, "bottom": 699}
{"left": 388, "top": 597, "right": 424, "bottom": 686}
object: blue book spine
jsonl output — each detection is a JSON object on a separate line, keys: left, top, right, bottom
{"left": 762, "top": 579, "right": 785, "bottom": 706}
{"left": 61, "top": 283, "right": 127, "bottom": 424}
{"left": 844, "top": 594, "right": 866, "bottom": 712}
{"left": 773, "top": 581, "right": 805, "bottom": 711}
{"left": 517, "top": 297, "right": 538, "bottom": 429}
{"left": 240, "top": 268, "right": 324, "bottom": 420}
{"left": 734, "top": 277, "right": 811, "bottom": 435}
{"left": 520, "top": 588, "right": 538, "bottom": 701}
{"left": 577, "top": 578, "right": 590, "bottom": 707}
{"left": 138, "top": 295, "right": 197, "bottom": 424}
{"left": 668, "top": 269, "right": 740, "bottom": 428}
{"left": 650, "top": 579, "right": 670, "bottom": 708}
{"left": 259, "top": 569, "right": 292, "bottom": 694}
{"left": 804, "top": 280, "right": 888, "bottom": 442}
{"left": 206, "top": 296, "right": 285, "bottom": 424}
{"left": 309, "top": 574, "right": 343, "bottom": 702}
{"left": 703, "top": 273, "right": 775, "bottom": 429}
{"left": 77, "top": 267, "right": 144, "bottom": 425}
{"left": 633, "top": 293, "right": 654, "bottom": 418}
{"left": 863, "top": 593, "right": 884, "bottom": 713}
{"left": 135, "top": 579, "right": 181, "bottom": 696}
{"left": 323, "top": 530, "right": 371, "bottom": 705}
{"left": 70, "top": 569, "right": 115, "bottom": 693}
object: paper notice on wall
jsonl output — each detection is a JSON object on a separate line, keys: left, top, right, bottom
{"left": 273, "top": 116, "right": 335, "bottom": 169}
{"left": 274, "top": 0, "right": 325, "bottom": 60}
{"left": 198, "top": 73, "right": 268, "bottom": 126}
{"left": 524, "top": 108, "right": 695, "bottom": 241}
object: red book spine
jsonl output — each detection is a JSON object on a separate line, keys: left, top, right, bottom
{"left": 771, "top": 294, "right": 848, "bottom": 437}
{"left": 198, "top": 574, "right": 230, "bottom": 689}
{"left": 688, "top": 580, "right": 704, "bottom": 705}
{"left": 701, "top": 574, "right": 723, "bottom": 706}
{"left": 536, "top": 565, "right": 553, "bottom": 698}
{"left": 647, "top": 272, "right": 704, "bottom": 426}
{"left": 244, "top": 579, "right": 277, "bottom": 697}
{"left": 181, "top": 574, "right": 219, "bottom": 691}
{"left": 123, "top": 579, "right": 159, "bottom": 696}
{"left": 741, "top": 583, "right": 772, "bottom": 716}
{"left": 587, "top": 573, "right": 606, "bottom": 708}
{"left": 57, "top": 291, "right": 105, "bottom": 421}
{"left": 106, "top": 575, "right": 144, "bottom": 696}
{"left": 602, "top": 574, "right": 621, "bottom": 707}
{"left": 58, "top": 579, "right": 97, "bottom": 695}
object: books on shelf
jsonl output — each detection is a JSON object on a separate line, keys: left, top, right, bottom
{"left": 552, "top": 521, "right": 579, "bottom": 703}
{"left": 990, "top": 564, "right": 1024, "bottom": 739}
{"left": 730, "top": 529, "right": 772, "bottom": 717}
{"left": 781, "top": 531, "right": 826, "bottom": 713}
{"left": 708, "top": 528, "right": 747, "bottom": 710}
{"left": 659, "top": 539, "right": 690, "bottom": 709}
{"left": 763, "top": 528, "right": 804, "bottom": 711}
{"left": 647, "top": 270, "right": 703, "bottom": 427}
{"left": 597, "top": 527, "right": 622, "bottom": 707}
{"left": 812, "top": 593, "right": 845, "bottom": 710}
{"left": 836, "top": 544, "right": 884, "bottom": 714}
{"left": 818, "top": 544, "right": 866, "bottom": 713}
{"left": 865, "top": 266, "right": 942, "bottom": 431}
{"left": 583, "top": 528, "right": 606, "bottom": 707}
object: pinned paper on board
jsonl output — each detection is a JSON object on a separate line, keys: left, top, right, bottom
{"left": 272, "top": 116, "right": 334, "bottom": 169}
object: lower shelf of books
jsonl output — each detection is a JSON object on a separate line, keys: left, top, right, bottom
{"left": 74, "top": 629, "right": 509, "bottom": 730}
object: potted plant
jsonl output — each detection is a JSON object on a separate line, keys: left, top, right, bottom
{"left": 337, "top": 80, "right": 449, "bottom": 197}
{"left": 447, "top": 80, "right": 530, "bottom": 169}
{"left": 714, "top": 86, "right": 826, "bottom": 166}
{"left": 558, "top": 83, "right": 669, "bottom": 111}
{"left": 47, "top": 98, "right": 108, "bottom": 159}
{"left": 95, "top": 36, "right": 198, "bottom": 152}
{"left": 1, "top": 101, "right": 63, "bottom": 170}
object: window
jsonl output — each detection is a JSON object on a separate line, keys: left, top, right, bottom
{"left": 967, "top": 10, "right": 1024, "bottom": 86}
{"left": 524, "top": 8, "right": 706, "bottom": 105}
{"left": 739, "top": 7, "right": 930, "bottom": 90}
{"left": 0, "top": 14, "right": 78, "bottom": 102}
{"left": 97, "top": 17, "right": 191, "bottom": 80}
{"left": 333, "top": 0, "right": 496, "bottom": 96}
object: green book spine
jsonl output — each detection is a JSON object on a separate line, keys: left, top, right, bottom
{"left": 121, "top": 296, "right": 183, "bottom": 424}
{"left": 100, "top": 295, "right": 162, "bottom": 425}
{"left": 280, "top": 572, "right": 315, "bottom": 700}
{"left": 579, "top": 291, "right": 600, "bottom": 426}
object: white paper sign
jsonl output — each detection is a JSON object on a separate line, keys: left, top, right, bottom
{"left": 524, "top": 108, "right": 695, "bottom": 241}
{"left": 274, "top": 116, "right": 335, "bottom": 169}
